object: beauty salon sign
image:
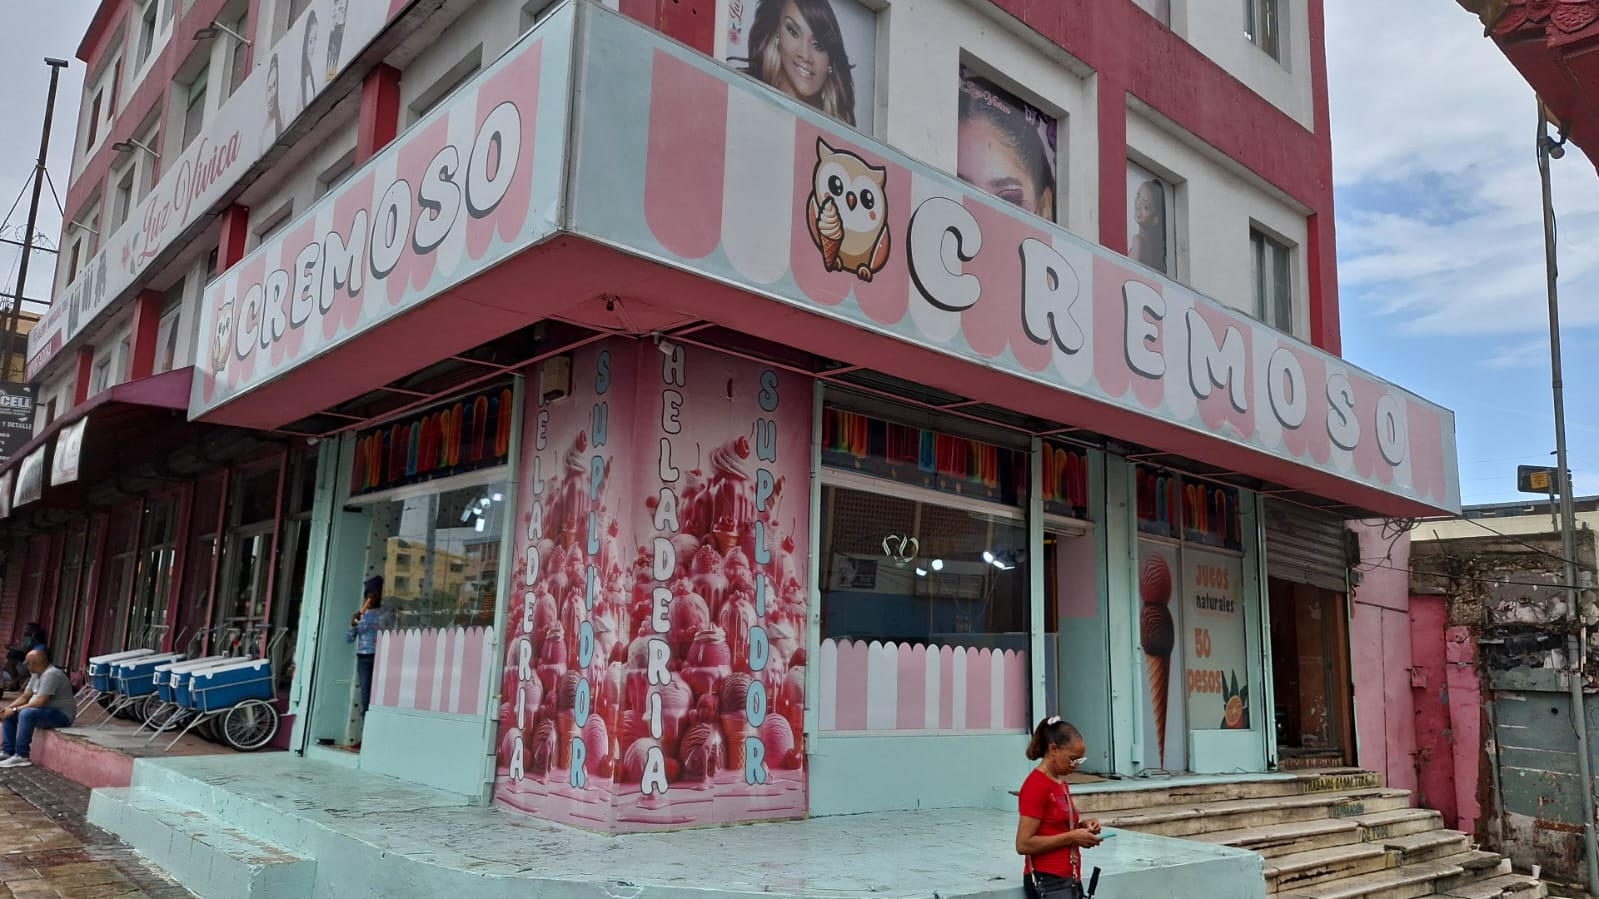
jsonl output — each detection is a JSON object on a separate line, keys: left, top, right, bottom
{"left": 566, "top": 8, "right": 1459, "bottom": 513}
{"left": 190, "top": 10, "right": 572, "bottom": 417}
{"left": 29, "top": 0, "right": 420, "bottom": 381}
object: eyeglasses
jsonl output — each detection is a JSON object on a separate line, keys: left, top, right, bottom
{"left": 1068, "top": 756, "right": 1086, "bottom": 767}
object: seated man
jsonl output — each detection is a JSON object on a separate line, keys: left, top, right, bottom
{"left": 0, "top": 648, "right": 76, "bottom": 769}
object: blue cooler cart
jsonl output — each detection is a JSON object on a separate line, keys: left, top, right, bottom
{"left": 83, "top": 648, "right": 156, "bottom": 713}
{"left": 177, "top": 658, "right": 279, "bottom": 751}
{"left": 139, "top": 656, "right": 232, "bottom": 737}
{"left": 99, "top": 653, "right": 185, "bottom": 725}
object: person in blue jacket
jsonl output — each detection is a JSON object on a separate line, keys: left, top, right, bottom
{"left": 346, "top": 576, "right": 391, "bottom": 715}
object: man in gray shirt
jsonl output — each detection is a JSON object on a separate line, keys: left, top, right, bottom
{"left": 0, "top": 648, "right": 76, "bottom": 768}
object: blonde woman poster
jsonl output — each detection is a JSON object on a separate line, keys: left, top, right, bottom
{"left": 957, "top": 67, "right": 1058, "bottom": 223}
{"left": 723, "top": 0, "right": 877, "bottom": 131}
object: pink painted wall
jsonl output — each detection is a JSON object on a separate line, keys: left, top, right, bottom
{"left": 1348, "top": 522, "right": 1417, "bottom": 797}
{"left": 1445, "top": 625, "right": 1483, "bottom": 835}
{"left": 1409, "top": 596, "right": 1456, "bottom": 825}
{"left": 31, "top": 730, "right": 134, "bottom": 790}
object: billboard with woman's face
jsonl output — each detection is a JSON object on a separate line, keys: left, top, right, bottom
{"left": 723, "top": 0, "right": 877, "bottom": 132}
{"left": 957, "top": 67, "right": 1058, "bottom": 223}
{"left": 1127, "top": 161, "right": 1174, "bottom": 277}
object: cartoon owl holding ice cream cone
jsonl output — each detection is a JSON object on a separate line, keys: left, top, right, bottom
{"left": 807, "top": 138, "right": 891, "bottom": 282}
{"left": 211, "top": 298, "right": 233, "bottom": 373}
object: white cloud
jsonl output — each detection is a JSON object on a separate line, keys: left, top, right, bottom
{"left": 1327, "top": 1, "right": 1599, "bottom": 338}
{"left": 1481, "top": 336, "right": 1552, "bottom": 370}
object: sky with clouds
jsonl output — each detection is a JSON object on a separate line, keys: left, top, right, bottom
{"left": 0, "top": 1, "right": 1592, "bottom": 508}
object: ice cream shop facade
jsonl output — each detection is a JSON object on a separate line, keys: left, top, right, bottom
{"left": 160, "top": 1, "right": 1462, "bottom": 829}
{"left": 14, "top": 0, "right": 1460, "bottom": 831}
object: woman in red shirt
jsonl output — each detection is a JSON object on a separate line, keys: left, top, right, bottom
{"left": 1015, "top": 716, "right": 1102, "bottom": 899}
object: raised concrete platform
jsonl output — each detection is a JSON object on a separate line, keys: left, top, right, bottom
{"left": 88, "top": 754, "right": 1268, "bottom": 899}
{"left": 31, "top": 715, "right": 238, "bottom": 789}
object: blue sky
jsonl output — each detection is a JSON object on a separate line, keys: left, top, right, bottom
{"left": 1327, "top": 2, "right": 1599, "bottom": 506}
{"left": 2, "top": 2, "right": 1593, "bottom": 509}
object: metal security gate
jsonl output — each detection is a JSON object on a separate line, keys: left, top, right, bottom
{"left": 1263, "top": 501, "right": 1349, "bottom": 592}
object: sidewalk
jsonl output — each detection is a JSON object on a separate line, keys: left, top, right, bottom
{"left": 0, "top": 762, "right": 194, "bottom": 899}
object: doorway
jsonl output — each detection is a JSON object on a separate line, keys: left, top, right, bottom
{"left": 1268, "top": 577, "right": 1355, "bottom": 768}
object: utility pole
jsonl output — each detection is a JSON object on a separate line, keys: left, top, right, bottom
{"left": 1536, "top": 102, "right": 1599, "bottom": 895}
{"left": 0, "top": 57, "right": 69, "bottom": 385}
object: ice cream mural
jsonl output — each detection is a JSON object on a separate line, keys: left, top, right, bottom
{"left": 494, "top": 339, "right": 811, "bottom": 831}
{"left": 1137, "top": 540, "right": 1186, "bottom": 772}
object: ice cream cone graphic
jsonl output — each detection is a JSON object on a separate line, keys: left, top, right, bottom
{"left": 1139, "top": 553, "right": 1176, "bottom": 769}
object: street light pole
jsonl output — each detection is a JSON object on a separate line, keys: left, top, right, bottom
{"left": 1536, "top": 102, "right": 1599, "bottom": 895}
{"left": 0, "top": 57, "right": 69, "bottom": 385}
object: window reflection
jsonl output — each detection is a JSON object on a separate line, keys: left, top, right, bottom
{"left": 361, "top": 481, "right": 508, "bottom": 629}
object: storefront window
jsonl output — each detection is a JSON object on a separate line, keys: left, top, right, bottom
{"left": 1133, "top": 462, "right": 1250, "bottom": 773}
{"left": 91, "top": 504, "right": 140, "bottom": 656}
{"left": 177, "top": 474, "right": 223, "bottom": 654}
{"left": 126, "top": 497, "right": 178, "bottom": 650}
{"left": 360, "top": 480, "right": 509, "bottom": 629}
{"left": 53, "top": 523, "right": 89, "bottom": 659}
{"left": 820, "top": 484, "right": 1028, "bottom": 650}
{"left": 65, "top": 518, "right": 101, "bottom": 669}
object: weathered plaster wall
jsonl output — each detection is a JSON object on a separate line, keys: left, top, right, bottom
{"left": 1409, "top": 526, "right": 1599, "bottom": 883}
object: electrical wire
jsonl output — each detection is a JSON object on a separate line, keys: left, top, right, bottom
{"left": 1361, "top": 557, "right": 1582, "bottom": 592}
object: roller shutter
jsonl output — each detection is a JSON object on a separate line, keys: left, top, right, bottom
{"left": 1263, "top": 500, "right": 1349, "bottom": 592}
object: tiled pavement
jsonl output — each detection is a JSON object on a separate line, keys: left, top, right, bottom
{"left": 0, "top": 763, "right": 194, "bottom": 899}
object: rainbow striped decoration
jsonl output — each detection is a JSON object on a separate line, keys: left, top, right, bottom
{"left": 818, "top": 638, "right": 1029, "bottom": 732}
{"left": 1040, "top": 442, "right": 1089, "bottom": 519}
{"left": 821, "top": 407, "right": 1026, "bottom": 504}
{"left": 350, "top": 383, "right": 515, "bottom": 496}
{"left": 1135, "top": 464, "right": 1240, "bottom": 550}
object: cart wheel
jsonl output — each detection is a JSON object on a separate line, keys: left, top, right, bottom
{"left": 220, "top": 701, "right": 279, "bottom": 751}
{"left": 197, "top": 715, "right": 221, "bottom": 743}
{"left": 140, "top": 694, "right": 166, "bottom": 723}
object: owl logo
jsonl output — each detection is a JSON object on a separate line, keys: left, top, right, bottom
{"left": 807, "top": 138, "right": 891, "bottom": 282}
{"left": 211, "top": 298, "right": 234, "bottom": 373}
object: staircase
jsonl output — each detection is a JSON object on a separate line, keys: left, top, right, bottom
{"left": 1074, "top": 770, "right": 1547, "bottom": 899}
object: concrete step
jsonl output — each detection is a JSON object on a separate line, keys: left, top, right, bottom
{"left": 1436, "top": 871, "right": 1545, "bottom": 897}
{"left": 1432, "top": 853, "right": 1521, "bottom": 893}
{"left": 1103, "top": 788, "right": 1411, "bottom": 838}
{"left": 1074, "top": 770, "right": 1385, "bottom": 815}
{"left": 1382, "top": 829, "right": 1470, "bottom": 864}
{"left": 87, "top": 786, "right": 314, "bottom": 899}
{"left": 1281, "top": 854, "right": 1468, "bottom": 899}
{"left": 1265, "top": 842, "right": 1395, "bottom": 893}
{"left": 1349, "top": 808, "right": 1444, "bottom": 842}
{"left": 1193, "top": 818, "right": 1364, "bottom": 859}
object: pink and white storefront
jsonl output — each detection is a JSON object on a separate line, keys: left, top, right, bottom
{"left": 183, "top": 3, "right": 1460, "bottom": 832}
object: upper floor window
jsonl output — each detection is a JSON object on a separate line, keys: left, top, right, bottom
{"left": 721, "top": 0, "right": 879, "bottom": 133}
{"left": 112, "top": 166, "right": 135, "bottom": 230}
{"left": 85, "top": 90, "right": 104, "bottom": 148}
{"left": 137, "top": 0, "right": 160, "bottom": 65}
{"left": 1133, "top": 0, "right": 1171, "bottom": 25}
{"left": 957, "top": 66, "right": 1058, "bottom": 223}
{"left": 1128, "top": 162, "right": 1176, "bottom": 278}
{"left": 227, "top": 15, "right": 250, "bottom": 96}
{"left": 1250, "top": 227, "right": 1292, "bottom": 333}
{"left": 1243, "top": 0, "right": 1281, "bottom": 62}
{"left": 182, "top": 66, "right": 209, "bottom": 149}
{"left": 408, "top": 50, "right": 482, "bottom": 126}
{"left": 90, "top": 356, "right": 112, "bottom": 395}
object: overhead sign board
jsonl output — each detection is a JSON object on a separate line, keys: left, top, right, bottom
{"left": 27, "top": 0, "right": 421, "bottom": 381}
{"left": 0, "top": 382, "right": 35, "bottom": 462}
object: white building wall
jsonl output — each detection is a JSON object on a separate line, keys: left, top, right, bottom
{"left": 1171, "top": 0, "right": 1314, "bottom": 129}
{"left": 871, "top": 0, "right": 1099, "bottom": 238}
{"left": 1126, "top": 107, "right": 1311, "bottom": 340}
